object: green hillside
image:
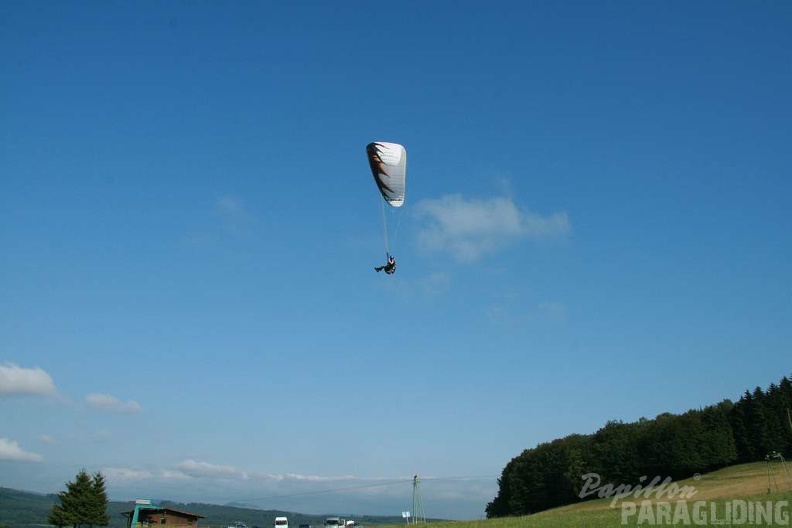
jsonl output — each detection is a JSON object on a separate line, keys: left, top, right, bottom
{"left": 377, "top": 462, "right": 792, "bottom": 528}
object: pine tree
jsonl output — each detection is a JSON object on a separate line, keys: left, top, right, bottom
{"left": 47, "top": 503, "right": 74, "bottom": 528}
{"left": 763, "top": 383, "right": 788, "bottom": 454}
{"left": 698, "top": 400, "right": 737, "bottom": 470}
{"left": 748, "top": 386, "right": 769, "bottom": 456}
{"left": 731, "top": 391, "right": 756, "bottom": 461}
{"left": 47, "top": 469, "right": 111, "bottom": 528}
{"left": 89, "top": 471, "right": 111, "bottom": 526}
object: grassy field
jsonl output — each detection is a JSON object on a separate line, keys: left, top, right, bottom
{"left": 378, "top": 462, "right": 792, "bottom": 528}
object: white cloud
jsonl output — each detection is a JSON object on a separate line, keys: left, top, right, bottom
{"left": 414, "top": 194, "right": 570, "bottom": 261}
{"left": 176, "top": 459, "right": 240, "bottom": 478}
{"left": 39, "top": 434, "right": 56, "bottom": 444}
{"left": 281, "top": 473, "right": 342, "bottom": 482}
{"left": 103, "top": 467, "right": 155, "bottom": 480}
{"left": 105, "top": 462, "right": 360, "bottom": 486}
{"left": 85, "top": 393, "right": 143, "bottom": 414}
{"left": 160, "top": 469, "right": 193, "bottom": 480}
{"left": 0, "top": 363, "right": 57, "bottom": 396}
{"left": 0, "top": 437, "right": 43, "bottom": 462}
{"left": 103, "top": 466, "right": 195, "bottom": 482}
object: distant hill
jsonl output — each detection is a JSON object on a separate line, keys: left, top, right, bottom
{"left": 0, "top": 488, "right": 406, "bottom": 528}
{"left": 0, "top": 487, "right": 62, "bottom": 526}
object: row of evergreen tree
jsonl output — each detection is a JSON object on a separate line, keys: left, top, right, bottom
{"left": 485, "top": 374, "right": 792, "bottom": 518}
{"left": 48, "top": 470, "right": 110, "bottom": 527}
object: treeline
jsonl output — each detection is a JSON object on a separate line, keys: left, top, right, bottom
{"left": 486, "top": 374, "right": 792, "bottom": 518}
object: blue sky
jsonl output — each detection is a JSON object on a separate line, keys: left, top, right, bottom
{"left": 1, "top": 0, "right": 790, "bottom": 521}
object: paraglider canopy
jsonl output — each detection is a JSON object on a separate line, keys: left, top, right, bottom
{"left": 367, "top": 141, "right": 407, "bottom": 265}
{"left": 367, "top": 142, "right": 407, "bottom": 207}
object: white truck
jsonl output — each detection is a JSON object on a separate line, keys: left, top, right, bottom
{"left": 274, "top": 517, "right": 288, "bottom": 528}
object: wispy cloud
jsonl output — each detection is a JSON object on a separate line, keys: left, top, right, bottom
{"left": 103, "top": 467, "right": 156, "bottom": 480}
{"left": 0, "top": 363, "right": 57, "bottom": 397}
{"left": 0, "top": 438, "right": 43, "bottom": 462}
{"left": 85, "top": 393, "right": 143, "bottom": 414}
{"left": 176, "top": 459, "right": 240, "bottom": 478}
{"left": 103, "top": 466, "right": 201, "bottom": 482}
{"left": 105, "top": 461, "right": 369, "bottom": 485}
{"left": 414, "top": 194, "right": 570, "bottom": 261}
{"left": 39, "top": 434, "right": 56, "bottom": 444}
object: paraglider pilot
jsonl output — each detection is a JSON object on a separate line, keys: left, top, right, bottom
{"left": 375, "top": 254, "right": 396, "bottom": 274}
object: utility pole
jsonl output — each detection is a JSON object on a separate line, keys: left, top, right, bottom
{"left": 412, "top": 474, "right": 426, "bottom": 524}
{"left": 766, "top": 451, "right": 792, "bottom": 493}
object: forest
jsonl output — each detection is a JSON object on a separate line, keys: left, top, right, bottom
{"left": 485, "top": 374, "right": 792, "bottom": 518}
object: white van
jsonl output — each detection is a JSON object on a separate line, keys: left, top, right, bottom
{"left": 274, "top": 517, "right": 288, "bottom": 528}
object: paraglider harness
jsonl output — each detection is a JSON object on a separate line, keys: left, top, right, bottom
{"left": 375, "top": 255, "right": 396, "bottom": 275}
{"left": 385, "top": 256, "right": 396, "bottom": 274}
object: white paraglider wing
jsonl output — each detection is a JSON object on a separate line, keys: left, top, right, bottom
{"left": 366, "top": 142, "right": 407, "bottom": 207}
